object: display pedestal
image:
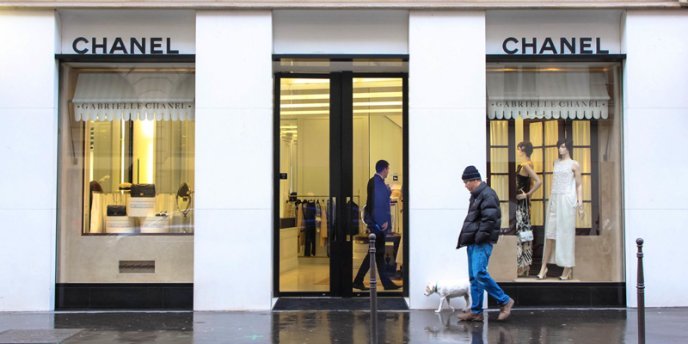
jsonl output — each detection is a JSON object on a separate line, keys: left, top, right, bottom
{"left": 105, "top": 216, "right": 135, "bottom": 233}
{"left": 488, "top": 235, "right": 518, "bottom": 282}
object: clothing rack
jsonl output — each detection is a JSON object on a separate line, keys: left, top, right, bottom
{"left": 288, "top": 195, "right": 360, "bottom": 202}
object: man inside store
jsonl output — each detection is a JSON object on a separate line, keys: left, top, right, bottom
{"left": 456, "top": 165, "right": 515, "bottom": 321}
{"left": 353, "top": 160, "right": 401, "bottom": 291}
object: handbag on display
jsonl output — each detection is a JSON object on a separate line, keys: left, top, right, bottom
{"left": 516, "top": 195, "right": 534, "bottom": 242}
{"left": 518, "top": 229, "right": 534, "bottom": 242}
{"left": 131, "top": 184, "right": 156, "bottom": 197}
{"left": 106, "top": 205, "right": 127, "bottom": 216}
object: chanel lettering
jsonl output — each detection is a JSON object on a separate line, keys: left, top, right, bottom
{"left": 72, "top": 37, "right": 180, "bottom": 55}
{"left": 502, "top": 37, "right": 610, "bottom": 55}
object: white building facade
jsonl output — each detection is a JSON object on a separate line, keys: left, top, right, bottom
{"left": 0, "top": 2, "right": 686, "bottom": 311}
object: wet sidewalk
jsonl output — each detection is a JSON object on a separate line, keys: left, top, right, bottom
{"left": 0, "top": 308, "right": 685, "bottom": 343}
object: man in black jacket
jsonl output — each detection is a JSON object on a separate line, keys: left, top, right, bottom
{"left": 456, "top": 165, "right": 514, "bottom": 322}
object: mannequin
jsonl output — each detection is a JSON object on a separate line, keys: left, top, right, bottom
{"left": 515, "top": 141, "right": 541, "bottom": 277}
{"left": 537, "top": 138, "right": 584, "bottom": 280}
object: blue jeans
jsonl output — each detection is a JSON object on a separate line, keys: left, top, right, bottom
{"left": 467, "top": 243, "right": 510, "bottom": 314}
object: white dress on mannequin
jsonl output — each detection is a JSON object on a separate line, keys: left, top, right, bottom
{"left": 544, "top": 159, "right": 576, "bottom": 268}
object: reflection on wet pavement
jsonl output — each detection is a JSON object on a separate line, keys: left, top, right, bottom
{"left": 0, "top": 308, "right": 685, "bottom": 343}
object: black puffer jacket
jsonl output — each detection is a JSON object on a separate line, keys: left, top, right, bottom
{"left": 456, "top": 182, "right": 501, "bottom": 248}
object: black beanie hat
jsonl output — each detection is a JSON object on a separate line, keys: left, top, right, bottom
{"left": 462, "top": 165, "right": 481, "bottom": 181}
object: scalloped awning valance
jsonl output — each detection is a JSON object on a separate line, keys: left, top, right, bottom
{"left": 487, "top": 72, "right": 610, "bottom": 120}
{"left": 72, "top": 72, "right": 194, "bottom": 121}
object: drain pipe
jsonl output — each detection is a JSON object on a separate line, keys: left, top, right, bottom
{"left": 636, "top": 238, "right": 645, "bottom": 344}
{"left": 369, "top": 233, "right": 378, "bottom": 344}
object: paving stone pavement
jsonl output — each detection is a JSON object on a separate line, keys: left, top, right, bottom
{"left": 0, "top": 308, "right": 685, "bottom": 343}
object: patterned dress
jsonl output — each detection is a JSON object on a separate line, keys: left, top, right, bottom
{"left": 516, "top": 162, "right": 534, "bottom": 277}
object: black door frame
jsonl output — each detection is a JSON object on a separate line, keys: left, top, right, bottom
{"left": 56, "top": 55, "right": 195, "bottom": 310}
{"left": 273, "top": 72, "right": 409, "bottom": 297}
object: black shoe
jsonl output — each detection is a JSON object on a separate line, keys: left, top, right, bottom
{"left": 383, "top": 283, "right": 401, "bottom": 290}
{"left": 352, "top": 282, "right": 369, "bottom": 291}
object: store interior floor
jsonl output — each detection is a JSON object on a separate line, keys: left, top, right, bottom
{"left": 280, "top": 256, "right": 404, "bottom": 292}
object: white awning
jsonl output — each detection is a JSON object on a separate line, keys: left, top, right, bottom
{"left": 72, "top": 73, "right": 195, "bottom": 121}
{"left": 487, "top": 72, "right": 610, "bottom": 120}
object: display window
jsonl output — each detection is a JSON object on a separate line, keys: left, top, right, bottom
{"left": 486, "top": 62, "right": 624, "bottom": 283}
{"left": 57, "top": 63, "right": 194, "bottom": 284}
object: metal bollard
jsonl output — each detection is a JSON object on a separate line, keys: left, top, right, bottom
{"left": 636, "top": 238, "right": 645, "bottom": 344}
{"left": 369, "top": 233, "right": 378, "bottom": 344}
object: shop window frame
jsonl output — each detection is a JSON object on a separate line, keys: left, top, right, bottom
{"left": 58, "top": 55, "right": 196, "bottom": 237}
{"left": 483, "top": 54, "right": 626, "bottom": 304}
{"left": 56, "top": 55, "right": 196, "bottom": 310}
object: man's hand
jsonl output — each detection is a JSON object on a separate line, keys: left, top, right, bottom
{"left": 381, "top": 222, "right": 388, "bottom": 230}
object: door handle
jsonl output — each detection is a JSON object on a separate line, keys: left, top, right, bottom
{"left": 330, "top": 196, "right": 336, "bottom": 242}
{"left": 346, "top": 196, "right": 352, "bottom": 242}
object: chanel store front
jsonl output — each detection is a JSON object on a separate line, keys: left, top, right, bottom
{"left": 55, "top": 11, "right": 197, "bottom": 309}
{"left": 483, "top": 11, "right": 625, "bottom": 306}
{"left": 1, "top": 5, "right": 687, "bottom": 311}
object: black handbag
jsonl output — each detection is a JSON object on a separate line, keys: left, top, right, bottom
{"left": 107, "top": 205, "right": 127, "bottom": 216}
{"left": 131, "top": 184, "right": 156, "bottom": 197}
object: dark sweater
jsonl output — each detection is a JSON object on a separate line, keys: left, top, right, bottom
{"left": 456, "top": 182, "right": 502, "bottom": 248}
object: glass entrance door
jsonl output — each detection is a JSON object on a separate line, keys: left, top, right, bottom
{"left": 275, "top": 73, "right": 406, "bottom": 296}
{"left": 350, "top": 77, "right": 405, "bottom": 294}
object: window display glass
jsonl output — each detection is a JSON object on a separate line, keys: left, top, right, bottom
{"left": 352, "top": 77, "right": 405, "bottom": 292}
{"left": 486, "top": 62, "right": 624, "bottom": 283}
{"left": 277, "top": 75, "right": 405, "bottom": 294}
{"left": 57, "top": 63, "right": 194, "bottom": 284}
{"left": 278, "top": 77, "right": 331, "bottom": 292}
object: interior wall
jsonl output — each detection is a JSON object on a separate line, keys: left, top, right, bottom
{"left": 0, "top": 10, "right": 57, "bottom": 311}
{"left": 194, "top": 10, "right": 273, "bottom": 310}
{"left": 624, "top": 11, "right": 688, "bottom": 307}
{"left": 291, "top": 114, "right": 402, "bottom": 231}
{"left": 408, "top": 11, "right": 486, "bottom": 310}
{"left": 297, "top": 118, "right": 329, "bottom": 196}
{"left": 369, "top": 116, "right": 403, "bottom": 184}
{"left": 353, "top": 116, "right": 370, "bottom": 212}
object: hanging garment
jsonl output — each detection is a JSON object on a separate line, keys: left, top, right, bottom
{"left": 296, "top": 201, "right": 305, "bottom": 252}
{"left": 303, "top": 201, "right": 317, "bottom": 256}
{"left": 320, "top": 202, "right": 328, "bottom": 246}
{"left": 315, "top": 201, "right": 322, "bottom": 233}
{"left": 544, "top": 159, "right": 577, "bottom": 268}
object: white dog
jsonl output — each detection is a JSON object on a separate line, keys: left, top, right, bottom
{"left": 424, "top": 279, "right": 472, "bottom": 313}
